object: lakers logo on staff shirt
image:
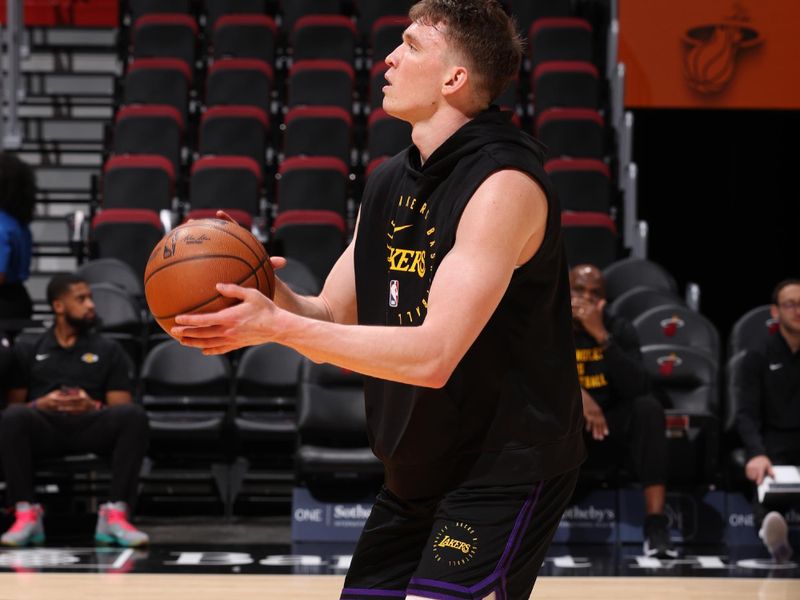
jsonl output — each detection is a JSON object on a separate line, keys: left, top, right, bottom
{"left": 81, "top": 353, "right": 99, "bottom": 364}
{"left": 432, "top": 522, "right": 478, "bottom": 567}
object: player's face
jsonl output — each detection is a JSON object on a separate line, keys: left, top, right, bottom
{"left": 773, "top": 284, "right": 800, "bottom": 335}
{"left": 383, "top": 21, "right": 454, "bottom": 123}
{"left": 569, "top": 266, "right": 606, "bottom": 305}
{"left": 58, "top": 282, "right": 97, "bottom": 324}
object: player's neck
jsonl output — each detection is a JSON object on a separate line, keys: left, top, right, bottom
{"left": 411, "top": 107, "right": 472, "bottom": 165}
{"left": 53, "top": 319, "right": 79, "bottom": 348}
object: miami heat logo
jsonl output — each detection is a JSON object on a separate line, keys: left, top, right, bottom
{"left": 683, "top": 2, "right": 762, "bottom": 95}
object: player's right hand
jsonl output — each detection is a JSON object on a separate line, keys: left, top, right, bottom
{"left": 581, "top": 388, "right": 609, "bottom": 441}
{"left": 34, "top": 389, "right": 70, "bottom": 412}
{"left": 745, "top": 454, "right": 774, "bottom": 485}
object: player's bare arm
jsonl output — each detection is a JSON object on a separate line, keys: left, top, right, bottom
{"left": 172, "top": 170, "right": 547, "bottom": 388}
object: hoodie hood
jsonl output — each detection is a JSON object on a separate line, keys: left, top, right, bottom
{"left": 405, "top": 106, "right": 547, "bottom": 184}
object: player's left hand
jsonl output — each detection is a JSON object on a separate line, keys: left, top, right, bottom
{"left": 572, "top": 296, "right": 608, "bottom": 344}
{"left": 171, "top": 283, "right": 283, "bottom": 355}
{"left": 57, "top": 388, "right": 96, "bottom": 414}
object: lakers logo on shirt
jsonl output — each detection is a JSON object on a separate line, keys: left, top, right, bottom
{"left": 432, "top": 522, "right": 478, "bottom": 567}
{"left": 81, "top": 353, "right": 99, "bottom": 364}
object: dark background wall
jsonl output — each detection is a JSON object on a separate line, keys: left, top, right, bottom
{"left": 631, "top": 109, "right": 800, "bottom": 342}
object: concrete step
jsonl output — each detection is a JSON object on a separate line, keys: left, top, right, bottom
{"left": 34, "top": 165, "right": 99, "bottom": 192}
{"left": 29, "top": 28, "right": 117, "bottom": 51}
{"left": 4, "top": 51, "right": 120, "bottom": 75}
{"left": 23, "top": 72, "right": 115, "bottom": 97}
{"left": 21, "top": 117, "right": 106, "bottom": 143}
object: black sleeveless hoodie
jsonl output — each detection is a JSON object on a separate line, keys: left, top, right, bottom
{"left": 354, "top": 107, "right": 585, "bottom": 500}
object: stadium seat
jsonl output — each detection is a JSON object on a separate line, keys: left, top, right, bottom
{"left": 535, "top": 107, "right": 604, "bottom": 159}
{"left": 641, "top": 344, "right": 720, "bottom": 483}
{"left": 729, "top": 305, "right": 778, "bottom": 357}
{"left": 291, "top": 15, "right": 357, "bottom": 62}
{"left": 608, "top": 285, "right": 685, "bottom": 322}
{"left": 529, "top": 18, "right": 593, "bottom": 68}
{"left": 183, "top": 208, "right": 254, "bottom": 229}
{"left": 272, "top": 210, "right": 346, "bottom": 284}
{"left": 276, "top": 156, "right": 349, "bottom": 216}
{"left": 198, "top": 105, "right": 270, "bottom": 168}
{"left": 190, "top": 155, "right": 262, "bottom": 218}
{"left": 633, "top": 306, "right": 721, "bottom": 363}
{"left": 128, "top": 0, "right": 191, "bottom": 20}
{"left": 205, "top": 0, "right": 269, "bottom": 30}
{"left": 561, "top": 211, "right": 617, "bottom": 269}
{"left": 279, "top": 257, "right": 321, "bottom": 295}
{"left": 532, "top": 61, "right": 599, "bottom": 112}
{"left": 233, "top": 343, "right": 303, "bottom": 444}
{"left": 370, "top": 15, "right": 410, "bottom": 62}
{"left": 508, "top": 0, "right": 571, "bottom": 38}
{"left": 367, "top": 108, "right": 411, "bottom": 160}
{"left": 113, "top": 105, "right": 184, "bottom": 174}
{"left": 602, "top": 257, "right": 679, "bottom": 302}
{"left": 76, "top": 258, "right": 144, "bottom": 300}
{"left": 495, "top": 75, "right": 521, "bottom": 113}
{"left": 131, "top": 14, "right": 198, "bottom": 68}
{"left": 102, "top": 154, "right": 175, "bottom": 212}
{"left": 287, "top": 60, "right": 355, "bottom": 111}
{"left": 295, "top": 360, "right": 383, "bottom": 486}
{"left": 283, "top": 106, "right": 352, "bottom": 165}
{"left": 366, "top": 156, "right": 388, "bottom": 179}
{"left": 123, "top": 58, "right": 192, "bottom": 123}
{"left": 90, "top": 208, "right": 166, "bottom": 280}
{"left": 211, "top": 14, "right": 277, "bottom": 63}
{"left": 722, "top": 350, "right": 749, "bottom": 481}
{"left": 357, "top": 0, "right": 413, "bottom": 38}
{"left": 544, "top": 158, "right": 610, "bottom": 213}
{"left": 281, "top": 0, "right": 341, "bottom": 32}
{"left": 89, "top": 282, "right": 146, "bottom": 369}
{"left": 206, "top": 58, "right": 274, "bottom": 114}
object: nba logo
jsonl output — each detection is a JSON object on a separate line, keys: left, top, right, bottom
{"left": 389, "top": 280, "right": 399, "bottom": 307}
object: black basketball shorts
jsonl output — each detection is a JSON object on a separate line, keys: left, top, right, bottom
{"left": 340, "top": 468, "right": 579, "bottom": 600}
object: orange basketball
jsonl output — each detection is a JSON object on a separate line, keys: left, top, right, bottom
{"left": 144, "top": 218, "right": 275, "bottom": 335}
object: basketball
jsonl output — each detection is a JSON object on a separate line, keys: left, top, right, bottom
{"left": 143, "top": 218, "right": 275, "bottom": 335}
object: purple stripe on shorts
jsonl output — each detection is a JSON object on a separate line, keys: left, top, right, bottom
{"left": 340, "top": 588, "right": 406, "bottom": 598}
{"left": 408, "top": 577, "right": 470, "bottom": 594}
{"left": 404, "top": 588, "right": 470, "bottom": 600}
{"left": 467, "top": 480, "right": 545, "bottom": 595}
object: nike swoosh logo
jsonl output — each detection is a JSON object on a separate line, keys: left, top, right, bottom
{"left": 35, "top": 354, "right": 49, "bottom": 361}
{"left": 392, "top": 224, "right": 413, "bottom": 233}
{"left": 769, "top": 363, "right": 783, "bottom": 371}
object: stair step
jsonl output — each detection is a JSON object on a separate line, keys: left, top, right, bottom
{"left": 35, "top": 166, "right": 99, "bottom": 191}
{"left": 23, "top": 72, "right": 115, "bottom": 97}
{"left": 17, "top": 150, "right": 103, "bottom": 167}
{"left": 21, "top": 118, "right": 106, "bottom": 143}
{"left": 29, "top": 28, "right": 117, "bottom": 51}
{"left": 5, "top": 51, "right": 120, "bottom": 74}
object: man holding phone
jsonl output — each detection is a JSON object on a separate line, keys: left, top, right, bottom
{"left": 0, "top": 273, "right": 149, "bottom": 547}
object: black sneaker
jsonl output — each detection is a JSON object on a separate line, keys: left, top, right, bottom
{"left": 643, "top": 513, "right": 679, "bottom": 558}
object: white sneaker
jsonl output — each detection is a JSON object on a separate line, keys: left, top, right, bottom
{"left": 759, "top": 511, "right": 793, "bottom": 563}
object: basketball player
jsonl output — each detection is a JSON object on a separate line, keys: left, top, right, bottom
{"left": 173, "top": 1, "right": 585, "bottom": 597}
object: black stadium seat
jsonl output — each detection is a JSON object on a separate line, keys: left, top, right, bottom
{"left": 371, "top": 15, "right": 410, "bottom": 62}
{"left": 205, "top": 0, "right": 269, "bottom": 29}
{"left": 608, "top": 285, "right": 685, "bottom": 322}
{"left": 76, "top": 258, "right": 144, "bottom": 300}
{"left": 131, "top": 14, "right": 198, "bottom": 68}
{"left": 728, "top": 305, "right": 778, "bottom": 357}
{"left": 356, "top": 0, "right": 413, "bottom": 37}
{"left": 128, "top": 0, "right": 190, "bottom": 20}
{"left": 287, "top": 59, "right": 355, "bottom": 111}
{"left": 508, "top": 0, "right": 571, "bottom": 38}
{"left": 369, "top": 62, "right": 390, "bottom": 110}
{"left": 602, "top": 257, "right": 679, "bottom": 302}
{"left": 544, "top": 158, "right": 610, "bottom": 213}
{"left": 190, "top": 155, "right": 263, "bottom": 218}
{"left": 272, "top": 209, "right": 347, "bottom": 283}
{"left": 89, "top": 282, "right": 146, "bottom": 369}
{"left": 633, "top": 305, "right": 721, "bottom": 363}
{"left": 561, "top": 211, "right": 617, "bottom": 269}
{"left": 102, "top": 154, "right": 175, "bottom": 212}
{"left": 277, "top": 156, "right": 349, "bottom": 216}
{"left": 198, "top": 105, "right": 270, "bottom": 167}
{"left": 90, "top": 208, "right": 166, "bottom": 279}
{"left": 367, "top": 108, "right": 412, "bottom": 160}
{"left": 529, "top": 17, "right": 594, "bottom": 68}
{"left": 123, "top": 58, "right": 192, "bottom": 123}
{"left": 281, "top": 0, "right": 341, "bottom": 32}
{"left": 532, "top": 60, "right": 599, "bottom": 112}
{"left": 283, "top": 106, "right": 352, "bottom": 165}
{"left": 114, "top": 105, "right": 184, "bottom": 173}
{"left": 291, "top": 15, "right": 357, "bottom": 63}
{"left": 211, "top": 14, "right": 277, "bottom": 63}
{"left": 536, "top": 107, "right": 604, "bottom": 159}
{"left": 206, "top": 58, "right": 274, "bottom": 114}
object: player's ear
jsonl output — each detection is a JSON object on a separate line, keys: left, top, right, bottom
{"left": 442, "top": 65, "right": 469, "bottom": 96}
{"left": 52, "top": 298, "right": 64, "bottom": 315}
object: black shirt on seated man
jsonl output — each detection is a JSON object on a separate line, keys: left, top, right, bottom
{"left": 570, "top": 264, "right": 676, "bottom": 558}
{"left": 0, "top": 273, "right": 149, "bottom": 547}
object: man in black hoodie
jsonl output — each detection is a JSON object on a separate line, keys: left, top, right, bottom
{"left": 570, "top": 264, "right": 675, "bottom": 558}
{"left": 172, "top": 1, "right": 584, "bottom": 598}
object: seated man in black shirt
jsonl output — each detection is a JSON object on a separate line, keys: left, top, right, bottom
{"left": 570, "top": 264, "right": 675, "bottom": 557}
{"left": 0, "top": 273, "right": 149, "bottom": 547}
{"left": 735, "top": 278, "right": 800, "bottom": 563}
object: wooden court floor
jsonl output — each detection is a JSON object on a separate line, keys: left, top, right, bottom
{"left": 0, "top": 574, "right": 798, "bottom": 600}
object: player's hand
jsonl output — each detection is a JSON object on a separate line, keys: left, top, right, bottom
{"left": 33, "top": 389, "right": 68, "bottom": 412}
{"left": 581, "top": 388, "right": 609, "bottom": 440}
{"left": 745, "top": 454, "right": 774, "bottom": 485}
{"left": 572, "top": 296, "right": 608, "bottom": 344}
{"left": 171, "top": 283, "right": 284, "bottom": 355}
{"left": 56, "top": 387, "right": 96, "bottom": 414}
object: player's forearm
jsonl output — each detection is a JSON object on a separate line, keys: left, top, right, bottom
{"left": 272, "top": 277, "right": 334, "bottom": 322}
{"left": 275, "top": 311, "right": 452, "bottom": 388}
